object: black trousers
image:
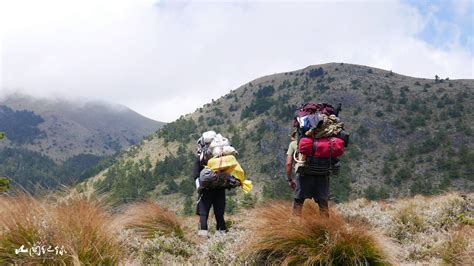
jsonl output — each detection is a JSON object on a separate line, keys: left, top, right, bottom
{"left": 293, "top": 173, "right": 330, "bottom": 216}
{"left": 196, "top": 189, "right": 227, "bottom": 231}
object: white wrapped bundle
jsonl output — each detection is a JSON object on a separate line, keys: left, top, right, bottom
{"left": 209, "top": 134, "right": 230, "bottom": 148}
{"left": 222, "top": 146, "right": 237, "bottom": 156}
{"left": 202, "top": 131, "right": 217, "bottom": 144}
{"left": 212, "top": 146, "right": 223, "bottom": 157}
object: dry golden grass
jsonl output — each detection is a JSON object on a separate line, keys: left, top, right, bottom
{"left": 440, "top": 226, "right": 473, "bottom": 265}
{"left": 0, "top": 194, "right": 122, "bottom": 265}
{"left": 244, "top": 201, "right": 393, "bottom": 266}
{"left": 392, "top": 203, "right": 426, "bottom": 241}
{"left": 118, "top": 201, "right": 184, "bottom": 239}
{"left": 0, "top": 194, "right": 54, "bottom": 264}
{"left": 52, "top": 197, "right": 123, "bottom": 265}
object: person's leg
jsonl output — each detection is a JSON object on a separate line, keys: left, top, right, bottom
{"left": 212, "top": 189, "right": 227, "bottom": 231}
{"left": 313, "top": 198, "right": 329, "bottom": 217}
{"left": 199, "top": 215, "right": 209, "bottom": 230}
{"left": 293, "top": 172, "right": 306, "bottom": 216}
{"left": 196, "top": 191, "right": 212, "bottom": 234}
{"left": 293, "top": 198, "right": 305, "bottom": 216}
{"left": 314, "top": 174, "right": 330, "bottom": 217}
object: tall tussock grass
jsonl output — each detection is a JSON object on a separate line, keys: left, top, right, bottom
{"left": 52, "top": 198, "right": 123, "bottom": 265}
{"left": 0, "top": 194, "right": 122, "bottom": 265}
{"left": 440, "top": 226, "right": 473, "bottom": 265}
{"left": 119, "top": 201, "right": 184, "bottom": 239}
{"left": 0, "top": 195, "right": 53, "bottom": 264}
{"left": 245, "top": 201, "right": 393, "bottom": 266}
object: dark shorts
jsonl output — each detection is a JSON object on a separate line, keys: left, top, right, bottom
{"left": 294, "top": 172, "right": 330, "bottom": 201}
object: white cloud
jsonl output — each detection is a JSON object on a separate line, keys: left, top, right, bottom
{"left": 1, "top": 0, "right": 472, "bottom": 122}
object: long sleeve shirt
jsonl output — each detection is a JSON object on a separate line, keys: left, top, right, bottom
{"left": 192, "top": 157, "right": 205, "bottom": 180}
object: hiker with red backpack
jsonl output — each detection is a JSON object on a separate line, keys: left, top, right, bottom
{"left": 289, "top": 103, "right": 349, "bottom": 217}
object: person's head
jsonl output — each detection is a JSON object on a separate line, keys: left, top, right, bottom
{"left": 290, "top": 130, "right": 297, "bottom": 140}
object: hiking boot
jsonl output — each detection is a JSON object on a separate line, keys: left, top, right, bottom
{"left": 197, "top": 230, "right": 208, "bottom": 238}
{"left": 215, "top": 229, "right": 228, "bottom": 236}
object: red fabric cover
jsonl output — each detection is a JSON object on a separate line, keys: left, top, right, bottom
{"left": 298, "top": 137, "right": 345, "bottom": 158}
{"left": 293, "top": 103, "right": 337, "bottom": 128}
{"left": 302, "top": 103, "right": 318, "bottom": 112}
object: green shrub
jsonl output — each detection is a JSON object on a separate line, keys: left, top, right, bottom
{"left": 410, "top": 175, "right": 434, "bottom": 196}
{"left": 163, "top": 179, "right": 179, "bottom": 195}
{"left": 308, "top": 67, "right": 324, "bottom": 78}
{"left": 240, "top": 193, "right": 257, "bottom": 209}
{"left": 226, "top": 196, "right": 237, "bottom": 214}
{"left": 157, "top": 117, "right": 197, "bottom": 144}
{"left": 0, "top": 177, "right": 9, "bottom": 193}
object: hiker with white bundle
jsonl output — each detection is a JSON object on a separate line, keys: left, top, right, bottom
{"left": 289, "top": 102, "right": 349, "bottom": 217}
{"left": 193, "top": 131, "right": 252, "bottom": 238}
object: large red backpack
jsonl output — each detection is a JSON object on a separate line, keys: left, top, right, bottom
{"left": 292, "top": 102, "right": 346, "bottom": 176}
{"left": 298, "top": 137, "right": 345, "bottom": 158}
{"left": 297, "top": 136, "right": 345, "bottom": 176}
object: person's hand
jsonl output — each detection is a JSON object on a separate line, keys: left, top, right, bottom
{"left": 288, "top": 179, "right": 296, "bottom": 192}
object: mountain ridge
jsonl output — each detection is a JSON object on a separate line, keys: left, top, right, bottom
{"left": 81, "top": 62, "right": 473, "bottom": 206}
{"left": 0, "top": 93, "right": 163, "bottom": 161}
{"left": 0, "top": 93, "right": 165, "bottom": 191}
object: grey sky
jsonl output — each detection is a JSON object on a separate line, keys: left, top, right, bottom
{"left": 1, "top": 0, "right": 473, "bottom": 122}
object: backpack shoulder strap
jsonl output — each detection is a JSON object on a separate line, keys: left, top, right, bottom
{"left": 309, "top": 138, "right": 317, "bottom": 162}
{"left": 329, "top": 137, "right": 333, "bottom": 170}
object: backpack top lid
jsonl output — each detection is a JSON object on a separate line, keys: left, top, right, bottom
{"left": 302, "top": 102, "right": 319, "bottom": 113}
{"left": 294, "top": 102, "right": 340, "bottom": 129}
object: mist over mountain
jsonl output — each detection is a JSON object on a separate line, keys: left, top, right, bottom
{"left": 0, "top": 93, "right": 164, "bottom": 191}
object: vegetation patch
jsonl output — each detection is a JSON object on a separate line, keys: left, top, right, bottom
{"left": 0, "top": 105, "right": 45, "bottom": 144}
{"left": 245, "top": 201, "right": 392, "bottom": 265}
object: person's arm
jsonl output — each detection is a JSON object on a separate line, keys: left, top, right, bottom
{"left": 285, "top": 155, "right": 293, "bottom": 180}
{"left": 192, "top": 157, "right": 203, "bottom": 180}
{"left": 285, "top": 142, "right": 297, "bottom": 192}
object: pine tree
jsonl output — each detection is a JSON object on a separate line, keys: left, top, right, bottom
{"left": 0, "top": 132, "right": 9, "bottom": 192}
{"left": 183, "top": 196, "right": 193, "bottom": 216}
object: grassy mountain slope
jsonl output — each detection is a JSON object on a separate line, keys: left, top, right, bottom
{"left": 85, "top": 63, "right": 473, "bottom": 205}
{"left": 0, "top": 94, "right": 164, "bottom": 191}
